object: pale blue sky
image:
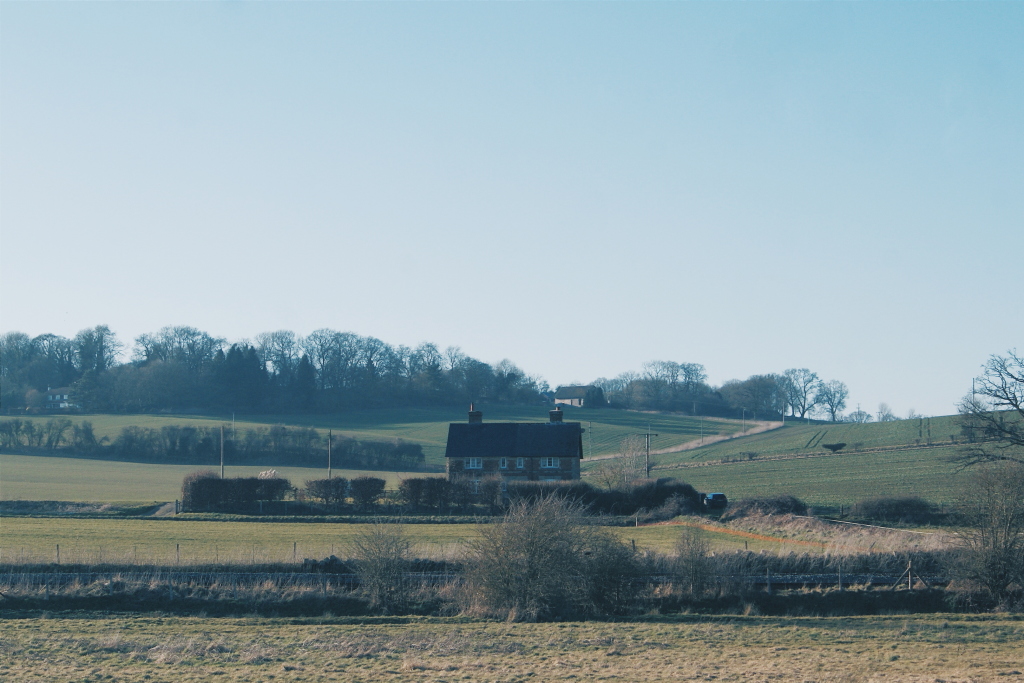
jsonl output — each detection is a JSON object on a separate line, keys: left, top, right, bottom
{"left": 2, "top": 2, "right": 1022, "bottom": 417}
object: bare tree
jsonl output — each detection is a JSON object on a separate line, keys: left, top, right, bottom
{"left": 461, "top": 496, "right": 640, "bottom": 620}
{"left": 673, "top": 526, "right": 713, "bottom": 596}
{"left": 815, "top": 380, "right": 849, "bottom": 422}
{"left": 876, "top": 402, "right": 897, "bottom": 422}
{"left": 601, "top": 435, "right": 647, "bottom": 486}
{"left": 782, "top": 368, "right": 820, "bottom": 418}
{"left": 953, "top": 463, "right": 1024, "bottom": 599}
{"left": 74, "top": 325, "right": 123, "bottom": 373}
{"left": 349, "top": 522, "right": 412, "bottom": 612}
{"left": 958, "top": 350, "right": 1024, "bottom": 467}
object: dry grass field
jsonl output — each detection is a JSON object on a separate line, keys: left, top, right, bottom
{"left": 0, "top": 613, "right": 1021, "bottom": 682}
{"left": 0, "top": 516, "right": 820, "bottom": 565}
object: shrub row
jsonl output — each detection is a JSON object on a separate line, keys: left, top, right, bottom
{"left": 181, "top": 471, "right": 292, "bottom": 512}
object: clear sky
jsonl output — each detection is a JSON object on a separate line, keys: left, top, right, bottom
{"left": 2, "top": 2, "right": 1022, "bottom": 418}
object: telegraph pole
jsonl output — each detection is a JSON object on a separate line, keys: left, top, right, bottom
{"left": 220, "top": 425, "right": 225, "bottom": 479}
{"left": 633, "top": 427, "right": 660, "bottom": 478}
{"left": 327, "top": 429, "right": 332, "bottom": 479}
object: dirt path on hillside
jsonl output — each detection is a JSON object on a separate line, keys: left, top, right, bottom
{"left": 584, "top": 420, "right": 783, "bottom": 462}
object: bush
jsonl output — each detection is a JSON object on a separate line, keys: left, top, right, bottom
{"left": 349, "top": 476, "right": 386, "bottom": 510}
{"left": 460, "top": 496, "right": 642, "bottom": 621}
{"left": 850, "top": 496, "right": 938, "bottom": 525}
{"left": 181, "top": 470, "right": 220, "bottom": 512}
{"left": 348, "top": 523, "right": 412, "bottom": 613}
{"left": 305, "top": 477, "right": 348, "bottom": 508}
{"left": 180, "top": 472, "right": 292, "bottom": 513}
{"left": 674, "top": 526, "right": 713, "bottom": 595}
{"left": 724, "top": 495, "right": 809, "bottom": 520}
{"left": 506, "top": 477, "right": 700, "bottom": 517}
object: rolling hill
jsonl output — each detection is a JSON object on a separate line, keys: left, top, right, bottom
{"left": 593, "top": 415, "right": 972, "bottom": 509}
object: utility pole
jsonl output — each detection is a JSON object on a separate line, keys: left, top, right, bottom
{"left": 327, "top": 429, "right": 332, "bottom": 479}
{"left": 742, "top": 408, "right": 746, "bottom": 433}
{"left": 633, "top": 427, "right": 660, "bottom": 478}
{"left": 588, "top": 422, "right": 593, "bottom": 459}
{"left": 220, "top": 425, "right": 225, "bottom": 479}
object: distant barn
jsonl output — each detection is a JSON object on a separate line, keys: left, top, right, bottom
{"left": 445, "top": 406, "right": 583, "bottom": 492}
{"left": 553, "top": 385, "right": 605, "bottom": 408}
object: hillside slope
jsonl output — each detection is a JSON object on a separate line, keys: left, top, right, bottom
{"left": 3, "top": 406, "right": 748, "bottom": 469}
{"left": 584, "top": 415, "right": 971, "bottom": 508}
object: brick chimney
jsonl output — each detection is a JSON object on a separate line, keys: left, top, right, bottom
{"left": 468, "top": 403, "right": 483, "bottom": 424}
{"left": 549, "top": 407, "right": 563, "bottom": 423}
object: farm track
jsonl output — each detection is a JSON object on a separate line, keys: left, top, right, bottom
{"left": 583, "top": 420, "right": 782, "bottom": 462}
{"left": 653, "top": 439, "right": 961, "bottom": 471}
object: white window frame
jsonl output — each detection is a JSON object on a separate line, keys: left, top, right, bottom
{"left": 516, "top": 457, "right": 524, "bottom": 469}
{"left": 465, "top": 457, "right": 483, "bottom": 469}
{"left": 540, "top": 457, "right": 559, "bottom": 469}
{"left": 499, "top": 457, "right": 508, "bottom": 469}
{"left": 471, "top": 479, "right": 480, "bottom": 494}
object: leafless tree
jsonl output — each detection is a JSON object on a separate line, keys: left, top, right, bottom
{"left": 958, "top": 350, "right": 1024, "bottom": 467}
{"left": 876, "top": 402, "right": 897, "bottom": 422}
{"left": 349, "top": 522, "right": 412, "bottom": 612}
{"left": 952, "top": 463, "right": 1024, "bottom": 599}
{"left": 815, "top": 380, "right": 849, "bottom": 422}
{"left": 674, "top": 526, "right": 713, "bottom": 595}
{"left": 461, "top": 496, "right": 640, "bottom": 620}
{"left": 782, "top": 368, "right": 820, "bottom": 418}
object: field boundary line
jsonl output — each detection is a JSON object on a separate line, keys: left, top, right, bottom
{"left": 794, "top": 515, "right": 940, "bottom": 535}
{"left": 652, "top": 440, "right": 966, "bottom": 472}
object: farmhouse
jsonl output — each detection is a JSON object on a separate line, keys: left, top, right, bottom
{"left": 553, "top": 385, "right": 604, "bottom": 408}
{"left": 445, "top": 405, "right": 583, "bottom": 490}
{"left": 45, "top": 387, "right": 75, "bottom": 410}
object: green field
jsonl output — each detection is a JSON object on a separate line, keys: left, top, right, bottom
{"left": 5, "top": 405, "right": 747, "bottom": 466}
{"left": 651, "top": 415, "right": 964, "bottom": 467}
{"left": 583, "top": 417, "right": 971, "bottom": 508}
{"left": 2, "top": 613, "right": 1021, "bottom": 682}
{"left": 0, "top": 453, "right": 429, "bottom": 502}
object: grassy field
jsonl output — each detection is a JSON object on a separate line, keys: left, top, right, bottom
{"left": 581, "top": 416, "right": 971, "bottom": 509}
{"left": 0, "top": 516, "right": 800, "bottom": 565}
{"left": 1, "top": 612, "right": 1021, "bottom": 682}
{"left": 649, "top": 415, "right": 964, "bottom": 467}
{"left": 5, "top": 406, "right": 747, "bottom": 466}
{"left": 650, "top": 444, "right": 968, "bottom": 508}
{"left": 0, "top": 453, "right": 431, "bottom": 502}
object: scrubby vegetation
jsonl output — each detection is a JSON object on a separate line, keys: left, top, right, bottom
{"left": 850, "top": 496, "right": 943, "bottom": 525}
{"left": 723, "top": 495, "right": 809, "bottom": 519}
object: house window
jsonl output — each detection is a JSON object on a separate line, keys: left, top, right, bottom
{"left": 465, "top": 457, "right": 483, "bottom": 469}
{"left": 516, "top": 457, "right": 524, "bottom": 469}
{"left": 499, "top": 457, "right": 508, "bottom": 469}
{"left": 471, "top": 479, "right": 481, "bottom": 494}
{"left": 540, "top": 457, "right": 559, "bottom": 469}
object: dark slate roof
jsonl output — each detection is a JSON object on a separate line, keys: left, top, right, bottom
{"left": 445, "top": 422, "right": 583, "bottom": 460}
{"left": 554, "top": 385, "right": 593, "bottom": 399}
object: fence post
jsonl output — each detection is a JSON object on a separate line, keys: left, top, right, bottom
{"left": 176, "top": 543, "right": 180, "bottom": 565}
{"left": 293, "top": 541, "right": 297, "bottom": 563}
{"left": 56, "top": 544, "right": 60, "bottom": 565}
